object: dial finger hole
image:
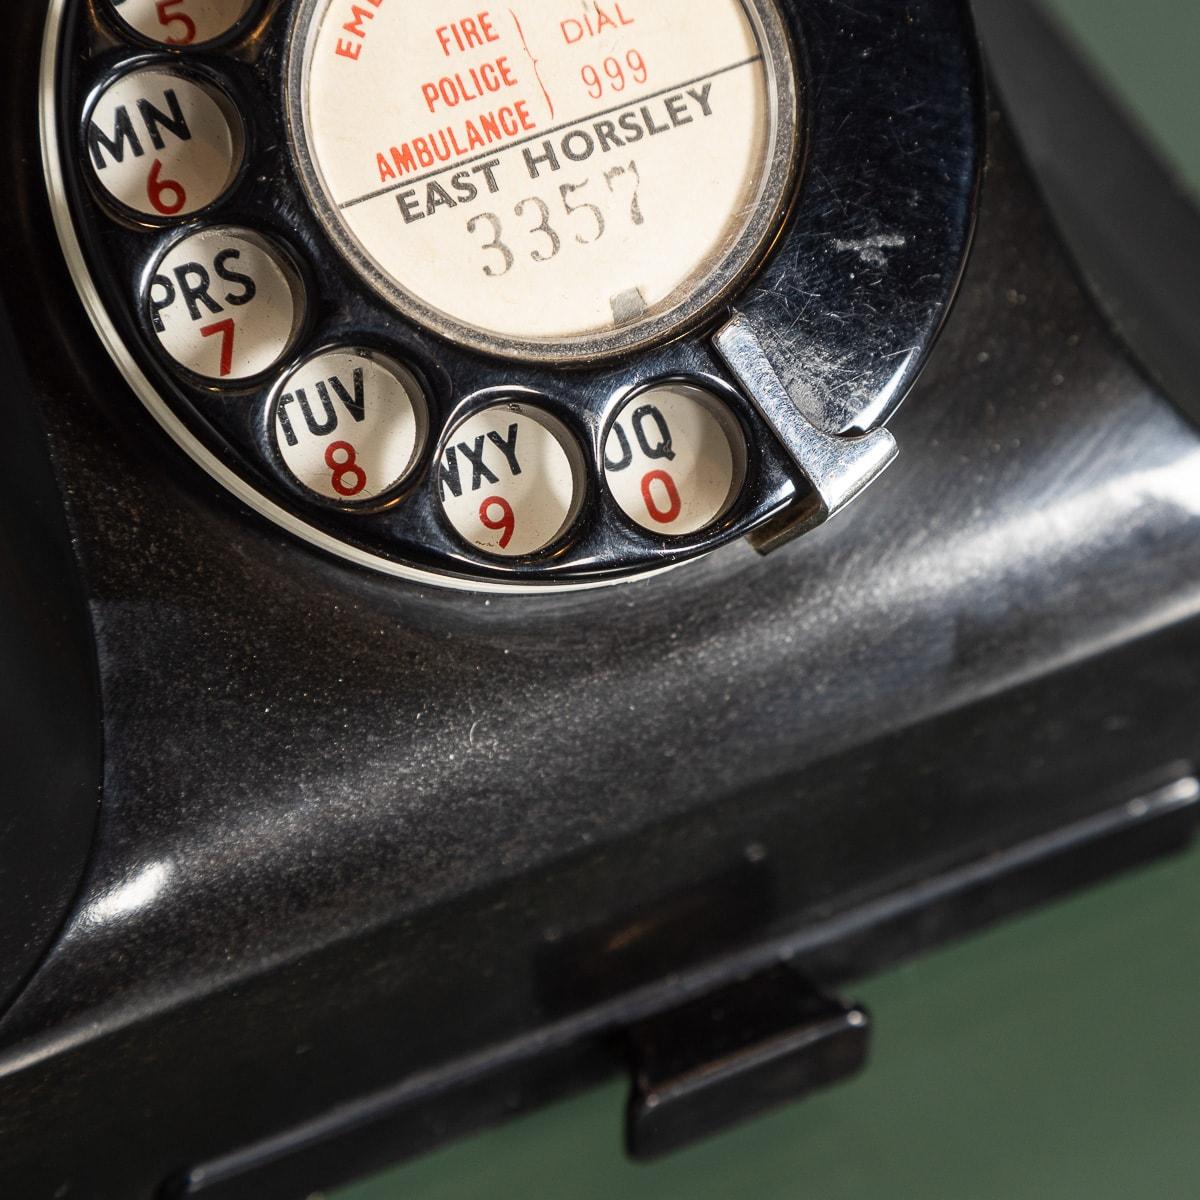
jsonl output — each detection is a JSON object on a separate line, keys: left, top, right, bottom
{"left": 144, "top": 226, "right": 306, "bottom": 384}
{"left": 603, "top": 383, "right": 746, "bottom": 536}
{"left": 272, "top": 348, "right": 430, "bottom": 505}
{"left": 85, "top": 67, "right": 245, "bottom": 221}
{"left": 438, "top": 403, "right": 585, "bottom": 558}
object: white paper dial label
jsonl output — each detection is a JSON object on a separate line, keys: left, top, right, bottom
{"left": 293, "top": 0, "right": 796, "bottom": 359}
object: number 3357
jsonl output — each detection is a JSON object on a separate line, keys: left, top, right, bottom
{"left": 467, "top": 161, "right": 644, "bottom": 277}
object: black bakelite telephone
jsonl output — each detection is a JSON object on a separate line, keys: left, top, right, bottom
{"left": 2, "top": 0, "right": 1199, "bottom": 1194}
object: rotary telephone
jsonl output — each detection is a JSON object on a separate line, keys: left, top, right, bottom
{"left": 49, "top": 0, "right": 957, "bottom": 587}
{"left": 2, "top": 0, "right": 1199, "bottom": 1195}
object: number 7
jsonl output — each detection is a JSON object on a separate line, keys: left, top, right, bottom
{"left": 605, "top": 161, "right": 644, "bottom": 227}
{"left": 200, "top": 318, "right": 236, "bottom": 378}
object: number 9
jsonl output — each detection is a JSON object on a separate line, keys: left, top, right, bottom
{"left": 480, "top": 496, "right": 516, "bottom": 549}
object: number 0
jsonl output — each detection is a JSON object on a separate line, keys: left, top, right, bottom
{"left": 641, "top": 470, "right": 682, "bottom": 524}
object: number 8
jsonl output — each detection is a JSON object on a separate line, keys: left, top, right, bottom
{"left": 326, "top": 441, "right": 368, "bottom": 498}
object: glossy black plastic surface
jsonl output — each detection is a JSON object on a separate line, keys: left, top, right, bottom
{"left": 4, "top": 2, "right": 1200, "bottom": 1196}
{"left": 53, "top": 0, "right": 982, "bottom": 584}
{"left": 5, "top": 76, "right": 1200, "bottom": 1190}
{"left": 976, "top": 0, "right": 1200, "bottom": 432}
{"left": 0, "top": 290, "right": 102, "bottom": 1015}
{"left": 626, "top": 967, "right": 869, "bottom": 1159}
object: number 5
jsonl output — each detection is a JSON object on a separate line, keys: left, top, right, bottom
{"left": 559, "top": 181, "right": 605, "bottom": 245}
{"left": 156, "top": 0, "right": 198, "bottom": 45}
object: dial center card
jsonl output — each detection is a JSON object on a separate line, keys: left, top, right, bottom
{"left": 292, "top": 0, "right": 798, "bottom": 359}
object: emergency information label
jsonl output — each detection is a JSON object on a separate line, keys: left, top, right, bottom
{"left": 274, "top": 349, "right": 429, "bottom": 503}
{"left": 296, "top": 0, "right": 794, "bottom": 356}
{"left": 604, "top": 384, "right": 744, "bottom": 535}
{"left": 108, "top": 0, "right": 255, "bottom": 46}
{"left": 87, "top": 69, "right": 243, "bottom": 218}
{"left": 146, "top": 227, "right": 304, "bottom": 381}
{"left": 438, "top": 403, "right": 581, "bottom": 556}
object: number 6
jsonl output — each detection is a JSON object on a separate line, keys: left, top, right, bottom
{"left": 147, "top": 159, "right": 187, "bottom": 215}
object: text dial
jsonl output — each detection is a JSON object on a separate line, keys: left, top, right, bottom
{"left": 86, "top": 68, "right": 244, "bottom": 219}
{"left": 108, "top": 0, "right": 257, "bottom": 46}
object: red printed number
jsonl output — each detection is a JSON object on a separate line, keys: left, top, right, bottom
{"left": 582, "top": 50, "right": 648, "bottom": 99}
{"left": 480, "top": 496, "right": 516, "bottom": 549}
{"left": 147, "top": 159, "right": 187, "bottom": 215}
{"left": 641, "top": 470, "right": 682, "bottom": 525}
{"left": 199, "top": 318, "right": 235, "bottom": 378}
{"left": 326, "top": 441, "right": 367, "bottom": 498}
{"left": 156, "top": 0, "right": 197, "bottom": 45}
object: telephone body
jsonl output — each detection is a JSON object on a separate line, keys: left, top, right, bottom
{"left": 1, "top": 0, "right": 1199, "bottom": 1195}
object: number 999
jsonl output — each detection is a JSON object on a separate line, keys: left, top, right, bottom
{"left": 582, "top": 50, "right": 649, "bottom": 100}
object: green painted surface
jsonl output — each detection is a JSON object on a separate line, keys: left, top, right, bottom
{"left": 335, "top": 6, "right": 1200, "bottom": 1196}
{"left": 1043, "top": 0, "right": 1200, "bottom": 193}
{"left": 334, "top": 838, "right": 1200, "bottom": 1200}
